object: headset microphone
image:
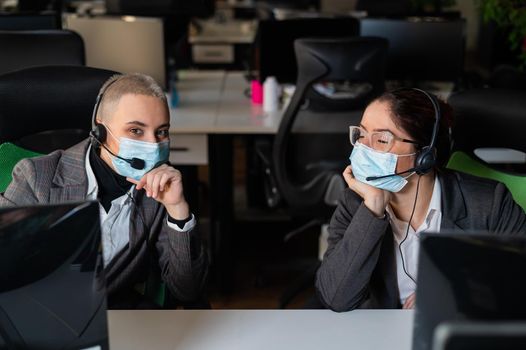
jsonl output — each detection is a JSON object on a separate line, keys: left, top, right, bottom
{"left": 365, "top": 167, "right": 418, "bottom": 181}
{"left": 90, "top": 131, "right": 146, "bottom": 170}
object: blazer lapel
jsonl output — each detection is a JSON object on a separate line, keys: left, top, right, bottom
{"left": 49, "top": 139, "right": 90, "bottom": 203}
{"left": 439, "top": 170, "right": 469, "bottom": 230}
{"left": 129, "top": 189, "right": 159, "bottom": 248}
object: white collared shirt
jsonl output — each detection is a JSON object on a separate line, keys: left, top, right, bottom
{"left": 386, "top": 176, "right": 442, "bottom": 305}
{"left": 84, "top": 145, "right": 196, "bottom": 266}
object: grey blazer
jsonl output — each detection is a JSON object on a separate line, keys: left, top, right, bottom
{"left": 316, "top": 170, "right": 526, "bottom": 312}
{"left": 0, "top": 139, "right": 208, "bottom": 304}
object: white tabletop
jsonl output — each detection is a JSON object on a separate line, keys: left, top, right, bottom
{"left": 169, "top": 70, "right": 225, "bottom": 134}
{"left": 170, "top": 70, "right": 285, "bottom": 135}
{"left": 108, "top": 309, "right": 414, "bottom": 350}
{"left": 216, "top": 72, "right": 284, "bottom": 134}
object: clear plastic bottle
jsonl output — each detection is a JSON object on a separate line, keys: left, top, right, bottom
{"left": 263, "top": 76, "right": 279, "bottom": 112}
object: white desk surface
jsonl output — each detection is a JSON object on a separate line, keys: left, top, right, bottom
{"left": 170, "top": 71, "right": 356, "bottom": 135}
{"left": 216, "top": 72, "right": 283, "bottom": 134}
{"left": 169, "top": 70, "right": 224, "bottom": 134}
{"left": 108, "top": 309, "right": 414, "bottom": 350}
{"left": 170, "top": 70, "right": 284, "bottom": 135}
{"left": 214, "top": 74, "right": 362, "bottom": 134}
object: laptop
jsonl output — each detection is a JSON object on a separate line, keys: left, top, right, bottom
{"left": 412, "top": 231, "right": 526, "bottom": 350}
{"left": 0, "top": 201, "right": 109, "bottom": 350}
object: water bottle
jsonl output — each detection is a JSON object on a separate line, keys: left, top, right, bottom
{"left": 263, "top": 76, "right": 279, "bottom": 112}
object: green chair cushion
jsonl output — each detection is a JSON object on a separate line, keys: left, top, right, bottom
{"left": 447, "top": 151, "right": 526, "bottom": 212}
{"left": 0, "top": 143, "right": 42, "bottom": 193}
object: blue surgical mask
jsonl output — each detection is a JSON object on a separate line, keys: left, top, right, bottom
{"left": 349, "top": 142, "right": 415, "bottom": 193}
{"left": 105, "top": 126, "right": 170, "bottom": 180}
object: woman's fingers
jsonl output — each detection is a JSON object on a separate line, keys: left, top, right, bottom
{"left": 403, "top": 293, "right": 416, "bottom": 309}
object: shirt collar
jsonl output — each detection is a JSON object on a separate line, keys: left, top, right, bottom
{"left": 387, "top": 175, "right": 442, "bottom": 234}
{"left": 85, "top": 144, "right": 98, "bottom": 199}
{"left": 426, "top": 175, "right": 442, "bottom": 225}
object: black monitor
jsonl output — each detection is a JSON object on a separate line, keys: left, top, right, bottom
{"left": 256, "top": 17, "right": 360, "bottom": 84}
{"left": 432, "top": 321, "right": 526, "bottom": 350}
{"left": 359, "top": 17, "right": 465, "bottom": 83}
{"left": 0, "top": 13, "right": 60, "bottom": 30}
{"left": 412, "top": 232, "right": 526, "bottom": 350}
{"left": 105, "top": 0, "right": 215, "bottom": 17}
{"left": 256, "top": 0, "right": 320, "bottom": 10}
{"left": 0, "top": 201, "right": 109, "bottom": 350}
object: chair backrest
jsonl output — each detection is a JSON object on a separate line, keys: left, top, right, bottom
{"left": 0, "top": 30, "right": 85, "bottom": 76}
{"left": 272, "top": 36, "right": 388, "bottom": 212}
{"left": 446, "top": 88, "right": 526, "bottom": 211}
{"left": 256, "top": 17, "right": 360, "bottom": 84}
{"left": 0, "top": 65, "right": 118, "bottom": 153}
{"left": 0, "top": 13, "right": 60, "bottom": 30}
{"left": 447, "top": 152, "right": 526, "bottom": 211}
{"left": 449, "top": 88, "right": 526, "bottom": 154}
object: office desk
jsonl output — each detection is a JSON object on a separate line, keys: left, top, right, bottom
{"left": 215, "top": 72, "right": 282, "bottom": 134}
{"left": 170, "top": 70, "right": 283, "bottom": 136}
{"left": 108, "top": 309, "right": 414, "bottom": 350}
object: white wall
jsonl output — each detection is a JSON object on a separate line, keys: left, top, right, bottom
{"left": 452, "top": 0, "right": 480, "bottom": 52}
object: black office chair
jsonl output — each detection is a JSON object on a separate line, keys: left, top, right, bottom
{"left": 0, "top": 13, "right": 61, "bottom": 30}
{"left": 0, "top": 30, "right": 84, "bottom": 76}
{"left": 0, "top": 65, "right": 117, "bottom": 153}
{"left": 258, "top": 36, "right": 388, "bottom": 308}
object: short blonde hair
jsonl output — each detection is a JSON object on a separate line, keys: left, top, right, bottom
{"left": 96, "top": 73, "right": 166, "bottom": 122}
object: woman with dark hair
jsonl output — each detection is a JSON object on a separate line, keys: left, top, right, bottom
{"left": 315, "top": 88, "right": 526, "bottom": 312}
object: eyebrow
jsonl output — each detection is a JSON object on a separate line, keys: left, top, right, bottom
{"left": 359, "top": 123, "right": 395, "bottom": 135}
{"left": 126, "top": 121, "right": 170, "bottom": 129}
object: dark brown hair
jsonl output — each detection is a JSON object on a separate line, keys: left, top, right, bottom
{"left": 375, "top": 88, "right": 454, "bottom": 168}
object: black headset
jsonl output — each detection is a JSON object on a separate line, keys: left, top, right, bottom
{"left": 90, "top": 77, "right": 146, "bottom": 170}
{"left": 366, "top": 87, "right": 442, "bottom": 181}
{"left": 90, "top": 77, "right": 117, "bottom": 145}
{"left": 409, "top": 87, "right": 441, "bottom": 175}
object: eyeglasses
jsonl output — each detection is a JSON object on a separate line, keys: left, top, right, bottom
{"left": 349, "top": 125, "right": 419, "bottom": 153}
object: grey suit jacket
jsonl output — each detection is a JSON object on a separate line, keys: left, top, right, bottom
{"left": 0, "top": 139, "right": 208, "bottom": 304}
{"left": 316, "top": 170, "right": 526, "bottom": 312}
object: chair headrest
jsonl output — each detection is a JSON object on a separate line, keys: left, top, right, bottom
{"left": 0, "top": 65, "right": 118, "bottom": 145}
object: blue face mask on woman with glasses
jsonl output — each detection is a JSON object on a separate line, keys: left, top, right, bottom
{"left": 348, "top": 126, "right": 418, "bottom": 193}
{"left": 349, "top": 143, "right": 416, "bottom": 193}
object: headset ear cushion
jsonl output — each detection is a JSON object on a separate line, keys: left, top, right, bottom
{"left": 415, "top": 146, "right": 436, "bottom": 175}
{"left": 92, "top": 124, "right": 107, "bottom": 143}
